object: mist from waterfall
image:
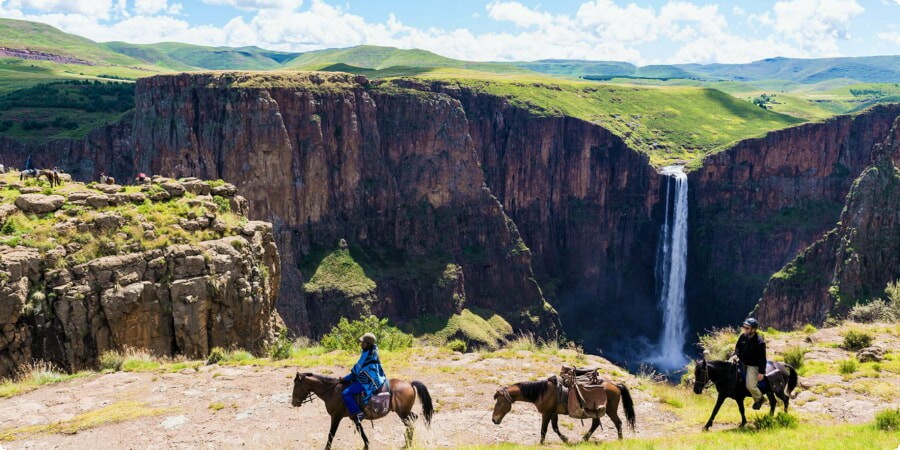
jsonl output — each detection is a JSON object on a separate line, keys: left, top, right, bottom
{"left": 647, "top": 165, "right": 689, "bottom": 371}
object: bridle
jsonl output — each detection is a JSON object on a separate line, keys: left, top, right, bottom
{"left": 496, "top": 387, "right": 514, "bottom": 405}
{"left": 295, "top": 375, "right": 340, "bottom": 406}
{"left": 696, "top": 360, "right": 719, "bottom": 390}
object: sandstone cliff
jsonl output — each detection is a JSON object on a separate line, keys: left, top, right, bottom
{"left": 0, "top": 174, "right": 281, "bottom": 377}
{"left": 755, "top": 118, "right": 900, "bottom": 328}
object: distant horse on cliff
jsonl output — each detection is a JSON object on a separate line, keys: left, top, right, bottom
{"left": 693, "top": 358, "right": 798, "bottom": 431}
{"left": 20, "top": 168, "right": 61, "bottom": 187}
{"left": 491, "top": 377, "right": 635, "bottom": 444}
{"left": 292, "top": 372, "right": 434, "bottom": 450}
{"left": 100, "top": 172, "right": 116, "bottom": 184}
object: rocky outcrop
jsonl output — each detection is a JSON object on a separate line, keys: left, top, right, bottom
{"left": 0, "top": 175, "right": 281, "bottom": 377}
{"left": 687, "top": 104, "right": 900, "bottom": 331}
{"left": 127, "top": 73, "right": 556, "bottom": 337}
{"left": 756, "top": 118, "right": 900, "bottom": 328}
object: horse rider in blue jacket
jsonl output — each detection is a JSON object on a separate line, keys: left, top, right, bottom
{"left": 341, "top": 333, "right": 387, "bottom": 423}
{"left": 731, "top": 318, "right": 767, "bottom": 410}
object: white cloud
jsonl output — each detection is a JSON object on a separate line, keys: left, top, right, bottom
{"left": 201, "top": 0, "right": 301, "bottom": 11}
{"left": 0, "top": 0, "right": 878, "bottom": 64}
{"left": 5, "top": 0, "right": 112, "bottom": 19}
{"left": 771, "top": 0, "right": 864, "bottom": 55}
{"left": 733, "top": 6, "right": 746, "bottom": 15}
{"left": 877, "top": 31, "right": 900, "bottom": 44}
{"left": 133, "top": 0, "right": 181, "bottom": 15}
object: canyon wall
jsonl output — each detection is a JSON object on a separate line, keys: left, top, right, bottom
{"left": 687, "top": 104, "right": 900, "bottom": 332}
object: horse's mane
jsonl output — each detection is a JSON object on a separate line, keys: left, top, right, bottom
{"left": 300, "top": 372, "right": 341, "bottom": 384}
{"left": 515, "top": 379, "right": 551, "bottom": 402}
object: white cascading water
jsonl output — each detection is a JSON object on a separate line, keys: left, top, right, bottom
{"left": 648, "top": 165, "right": 689, "bottom": 371}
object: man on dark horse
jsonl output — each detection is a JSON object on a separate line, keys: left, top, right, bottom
{"left": 732, "top": 318, "right": 767, "bottom": 410}
{"left": 341, "top": 333, "right": 387, "bottom": 425}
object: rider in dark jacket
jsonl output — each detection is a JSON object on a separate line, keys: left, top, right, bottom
{"left": 733, "top": 318, "right": 767, "bottom": 409}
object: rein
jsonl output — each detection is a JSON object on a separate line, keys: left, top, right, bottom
{"left": 297, "top": 376, "right": 341, "bottom": 405}
{"left": 699, "top": 361, "right": 721, "bottom": 389}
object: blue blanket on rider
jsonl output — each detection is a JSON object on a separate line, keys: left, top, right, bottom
{"left": 739, "top": 361, "right": 776, "bottom": 390}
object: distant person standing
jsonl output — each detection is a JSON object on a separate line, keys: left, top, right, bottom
{"left": 732, "top": 318, "right": 766, "bottom": 410}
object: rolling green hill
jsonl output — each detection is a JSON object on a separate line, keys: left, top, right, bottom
{"left": 282, "top": 45, "right": 529, "bottom": 75}
{"left": 105, "top": 42, "right": 298, "bottom": 70}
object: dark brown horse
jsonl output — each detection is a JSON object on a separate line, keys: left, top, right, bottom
{"left": 491, "top": 377, "right": 636, "bottom": 444}
{"left": 291, "top": 372, "right": 434, "bottom": 450}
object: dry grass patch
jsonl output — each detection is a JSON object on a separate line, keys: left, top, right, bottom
{"left": 0, "top": 401, "right": 172, "bottom": 441}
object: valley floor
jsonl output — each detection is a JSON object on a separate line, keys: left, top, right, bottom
{"left": 0, "top": 323, "right": 897, "bottom": 449}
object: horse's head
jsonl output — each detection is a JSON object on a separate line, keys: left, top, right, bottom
{"left": 491, "top": 388, "right": 513, "bottom": 424}
{"left": 292, "top": 372, "right": 311, "bottom": 407}
{"left": 693, "top": 359, "right": 709, "bottom": 394}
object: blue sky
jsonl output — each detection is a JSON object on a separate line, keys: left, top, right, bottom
{"left": 1, "top": 0, "right": 898, "bottom": 64}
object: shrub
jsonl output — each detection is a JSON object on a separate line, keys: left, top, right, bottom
{"left": 100, "top": 350, "right": 125, "bottom": 371}
{"left": 802, "top": 324, "right": 818, "bottom": 334}
{"left": 321, "top": 315, "right": 413, "bottom": 352}
{"left": 842, "top": 330, "right": 872, "bottom": 351}
{"left": 783, "top": 346, "right": 808, "bottom": 369}
{"left": 838, "top": 358, "right": 858, "bottom": 375}
{"left": 268, "top": 328, "right": 292, "bottom": 361}
{"left": 445, "top": 339, "right": 467, "bottom": 353}
{"left": 753, "top": 412, "right": 798, "bottom": 430}
{"left": 874, "top": 407, "right": 900, "bottom": 431}
{"left": 848, "top": 299, "right": 896, "bottom": 323}
{"left": 698, "top": 327, "right": 738, "bottom": 360}
{"left": 206, "top": 347, "right": 226, "bottom": 365}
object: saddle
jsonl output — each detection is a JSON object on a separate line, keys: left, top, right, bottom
{"left": 356, "top": 383, "right": 391, "bottom": 420}
{"left": 737, "top": 361, "right": 778, "bottom": 390}
{"left": 559, "top": 366, "right": 607, "bottom": 419}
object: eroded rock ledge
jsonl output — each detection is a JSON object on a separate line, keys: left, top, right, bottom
{"left": 0, "top": 174, "right": 282, "bottom": 377}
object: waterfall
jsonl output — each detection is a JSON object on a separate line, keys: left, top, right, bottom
{"left": 648, "top": 165, "right": 689, "bottom": 371}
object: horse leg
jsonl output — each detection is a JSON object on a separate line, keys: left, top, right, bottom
{"left": 767, "top": 391, "right": 777, "bottom": 416}
{"left": 354, "top": 419, "right": 370, "bottom": 450}
{"left": 550, "top": 413, "right": 569, "bottom": 444}
{"left": 324, "top": 415, "right": 341, "bottom": 450}
{"left": 608, "top": 409, "right": 623, "bottom": 440}
{"left": 778, "top": 390, "right": 790, "bottom": 413}
{"left": 736, "top": 397, "right": 747, "bottom": 428}
{"left": 703, "top": 394, "right": 726, "bottom": 431}
{"left": 400, "top": 412, "right": 417, "bottom": 448}
{"left": 539, "top": 412, "right": 551, "bottom": 444}
{"left": 583, "top": 418, "right": 601, "bottom": 442}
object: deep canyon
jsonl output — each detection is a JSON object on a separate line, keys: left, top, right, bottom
{"left": 2, "top": 72, "right": 899, "bottom": 359}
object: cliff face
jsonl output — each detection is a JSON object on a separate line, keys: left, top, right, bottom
{"left": 126, "top": 73, "right": 555, "bottom": 337}
{"left": 756, "top": 118, "right": 900, "bottom": 328}
{"left": 687, "top": 104, "right": 900, "bottom": 331}
{"left": 0, "top": 175, "right": 281, "bottom": 377}
{"left": 418, "top": 81, "right": 663, "bottom": 345}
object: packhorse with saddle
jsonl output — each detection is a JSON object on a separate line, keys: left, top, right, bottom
{"left": 693, "top": 318, "right": 799, "bottom": 430}
{"left": 491, "top": 365, "right": 636, "bottom": 444}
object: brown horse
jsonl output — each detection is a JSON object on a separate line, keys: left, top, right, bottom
{"left": 20, "top": 168, "right": 61, "bottom": 187}
{"left": 492, "top": 377, "right": 636, "bottom": 444}
{"left": 100, "top": 173, "right": 116, "bottom": 185}
{"left": 291, "top": 372, "right": 434, "bottom": 450}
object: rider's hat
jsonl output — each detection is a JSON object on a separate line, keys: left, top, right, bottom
{"left": 742, "top": 318, "right": 759, "bottom": 329}
{"left": 359, "top": 333, "right": 376, "bottom": 345}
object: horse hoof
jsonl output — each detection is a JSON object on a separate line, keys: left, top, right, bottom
{"left": 702, "top": 426, "right": 710, "bottom": 432}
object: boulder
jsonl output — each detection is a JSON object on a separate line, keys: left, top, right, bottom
{"left": 856, "top": 346, "right": 885, "bottom": 363}
{"left": 85, "top": 194, "right": 110, "bottom": 209}
{"left": 93, "top": 184, "right": 122, "bottom": 194}
{"left": 181, "top": 179, "right": 211, "bottom": 195}
{"left": 161, "top": 181, "right": 186, "bottom": 197}
{"left": 15, "top": 194, "right": 65, "bottom": 214}
{"left": 211, "top": 183, "right": 238, "bottom": 197}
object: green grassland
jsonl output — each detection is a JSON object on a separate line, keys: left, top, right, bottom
{"left": 388, "top": 69, "right": 803, "bottom": 165}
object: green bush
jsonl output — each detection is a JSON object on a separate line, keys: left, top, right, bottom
{"left": 783, "top": 346, "right": 808, "bottom": 369}
{"left": 268, "top": 328, "right": 293, "bottom": 361}
{"left": 848, "top": 299, "right": 897, "bottom": 323}
{"left": 445, "top": 339, "right": 467, "bottom": 353}
{"left": 874, "top": 408, "right": 900, "bottom": 431}
{"left": 99, "top": 350, "right": 124, "bottom": 371}
{"left": 842, "top": 330, "right": 872, "bottom": 351}
{"left": 321, "top": 315, "right": 413, "bottom": 352}
{"left": 838, "top": 358, "right": 858, "bottom": 375}
{"left": 802, "top": 324, "right": 818, "bottom": 334}
{"left": 698, "top": 327, "right": 738, "bottom": 360}
{"left": 206, "top": 347, "right": 226, "bottom": 365}
{"left": 753, "top": 412, "right": 798, "bottom": 430}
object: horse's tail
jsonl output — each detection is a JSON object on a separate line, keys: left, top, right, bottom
{"left": 787, "top": 364, "right": 798, "bottom": 396}
{"left": 616, "top": 383, "right": 636, "bottom": 433}
{"left": 411, "top": 380, "right": 434, "bottom": 426}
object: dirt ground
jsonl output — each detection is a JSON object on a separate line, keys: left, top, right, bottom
{"left": 1, "top": 324, "right": 897, "bottom": 450}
